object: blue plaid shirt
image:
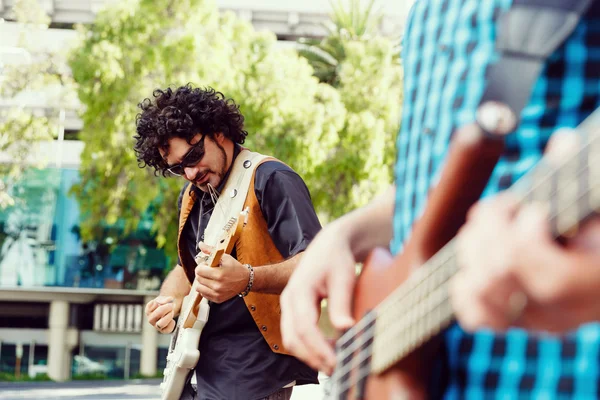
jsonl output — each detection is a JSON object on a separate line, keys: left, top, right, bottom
{"left": 391, "top": 0, "right": 600, "bottom": 398}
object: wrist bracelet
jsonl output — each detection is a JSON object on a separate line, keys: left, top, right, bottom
{"left": 238, "top": 264, "right": 254, "bottom": 297}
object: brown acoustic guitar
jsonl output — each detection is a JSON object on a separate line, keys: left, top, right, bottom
{"left": 327, "top": 110, "right": 600, "bottom": 399}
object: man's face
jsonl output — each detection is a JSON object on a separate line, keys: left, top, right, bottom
{"left": 160, "top": 133, "right": 228, "bottom": 192}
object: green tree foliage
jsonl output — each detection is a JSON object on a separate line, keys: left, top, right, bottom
{"left": 0, "top": 0, "right": 77, "bottom": 208}
{"left": 69, "top": 0, "right": 344, "bottom": 260}
{"left": 69, "top": 0, "right": 402, "bottom": 262}
{"left": 297, "top": 0, "right": 403, "bottom": 216}
{"left": 297, "top": 0, "right": 385, "bottom": 85}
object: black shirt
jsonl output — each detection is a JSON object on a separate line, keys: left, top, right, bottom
{"left": 177, "top": 146, "right": 321, "bottom": 400}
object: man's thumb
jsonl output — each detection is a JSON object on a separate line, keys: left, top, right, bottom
{"left": 198, "top": 241, "right": 214, "bottom": 254}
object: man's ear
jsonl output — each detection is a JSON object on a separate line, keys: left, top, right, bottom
{"left": 214, "top": 132, "right": 225, "bottom": 144}
{"left": 158, "top": 146, "right": 168, "bottom": 161}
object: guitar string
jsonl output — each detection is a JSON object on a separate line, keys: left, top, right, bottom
{"left": 330, "top": 133, "right": 598, "bottom": 396}
{"left": 331, "top": 144, "right": 597, "bottom": 394}
{"left": 329, "top": 230, "right": 460, "bottom": 395}
{"left": 332, "top": 256, "right": 441, "bottom": 357}
{"left": 330, "top": 254, "right": 448, "bottom": 380}
{"left": 332, "top": 173, "right": 598, "bottom": 398}
{"left": 329, "top": 250, "right": 454, "bottom": 392}
{"left": 331, "top": 175, "right": 595, "bottom": 396}
{"left": 333, "top": 130, "right": 596, "bottom": 353}
{"left": 333, "top": 159, "right": 600, "bottom": 394}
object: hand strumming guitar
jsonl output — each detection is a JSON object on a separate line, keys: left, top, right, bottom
{"left": 145, "top": 263, "right": 190, "bottom": 334}
{"left": 280, "top": 186, "right": 396, "bottom": 375}
{"left": 194, "top": 242, "right": 250, "bottom": 304}
{"left": 452, "top": 132, "right": 600, "bottom": 333}
{"left": 145, "top": 295, "right": 181, "bottom": 334}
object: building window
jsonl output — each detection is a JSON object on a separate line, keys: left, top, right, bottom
{"left": 63, "top": 130, "right": 81, "bottom": 140}
{"left": 0, "top": 167, "right": 168, "bottom": 290}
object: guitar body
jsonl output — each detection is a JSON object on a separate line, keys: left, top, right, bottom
{"left": 350, "top": 248, "right": 432, "bottom": 399}
{"left": 160, "top": 297, "right": 210, "bottom": 400}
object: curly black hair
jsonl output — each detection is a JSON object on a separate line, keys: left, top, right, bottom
{"left": 134, "top": 84, "right": 248, "bottom": 176}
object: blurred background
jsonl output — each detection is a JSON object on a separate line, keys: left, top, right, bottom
{"left": 0, "top": 0, "right": 412, "bottom": 389}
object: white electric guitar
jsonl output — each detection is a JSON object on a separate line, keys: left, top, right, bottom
{"left": 160, "top": 208, "right": 249, "bottom": 400}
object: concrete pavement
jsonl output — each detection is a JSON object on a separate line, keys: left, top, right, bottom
{"left": 0, "top": 376, "right": 328, "bottom": 400}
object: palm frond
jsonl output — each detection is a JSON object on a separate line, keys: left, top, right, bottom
{"left": 297, "top": 0, "right": 385, "bottom": 85}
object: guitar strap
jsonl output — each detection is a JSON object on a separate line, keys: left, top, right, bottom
{"left": 201, "top": 149, "right": 269, "bottom": 248}
{"left": 183, "top": 149, "right": 270, "bottom": 390}
{"left": 478, "top": 0, "right": 595, "bottom": 131}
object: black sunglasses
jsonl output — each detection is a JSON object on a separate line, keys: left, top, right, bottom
{"left": 166, "top": 135, "right": 206, "bottom": 176}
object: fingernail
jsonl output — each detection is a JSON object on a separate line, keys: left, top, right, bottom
{"left": 332, "top": 316, "right": 355, "bottom": 329}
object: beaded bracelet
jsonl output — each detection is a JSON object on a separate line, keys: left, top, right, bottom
{"left": 238, "top": 263, "right": 254, "bottom": 297}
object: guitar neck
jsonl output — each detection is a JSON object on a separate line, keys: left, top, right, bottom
{"left": 179, "top": 250, "right": 220, "bottom": 328}
{"left": 177, "top": 213, "right": 246, "bottom": 329}
{"left": 369, "top": 116, "right": 600, "bottom": 374}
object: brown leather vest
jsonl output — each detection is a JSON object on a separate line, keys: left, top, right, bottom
{"left": 177, "top": 159, "right": 290, "bottom": 355}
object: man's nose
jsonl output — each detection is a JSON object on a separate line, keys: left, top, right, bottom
{"left": 184, "top": 165, "right": 199, "bottom": 180}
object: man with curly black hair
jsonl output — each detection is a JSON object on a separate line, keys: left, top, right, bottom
{"left": 135, "top": 84, "right": 321, "bottom": 400}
